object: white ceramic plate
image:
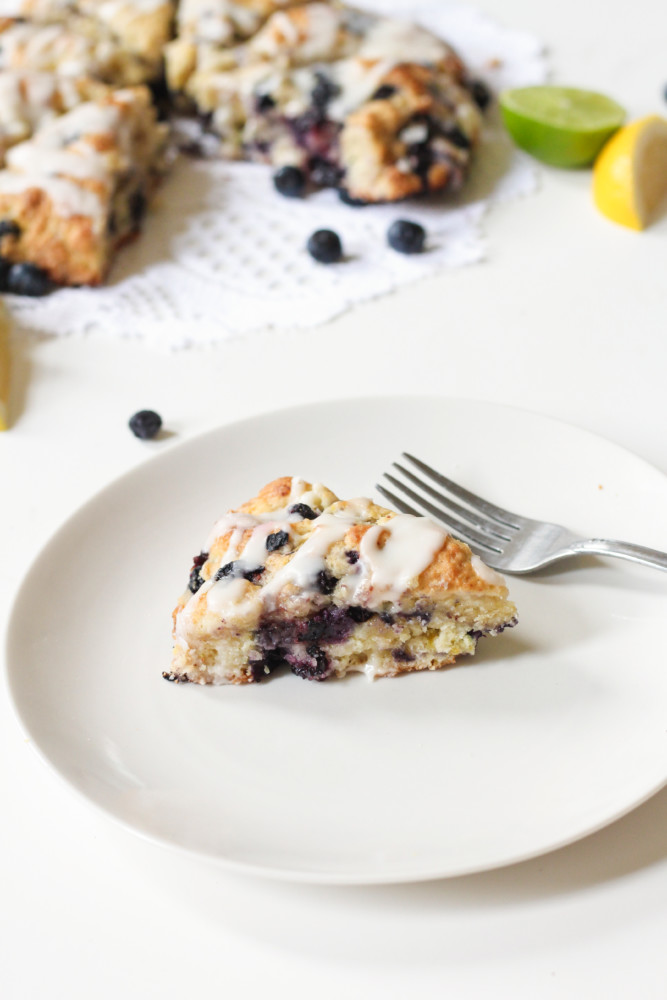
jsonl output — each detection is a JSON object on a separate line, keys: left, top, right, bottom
{"left": 6, "top": 398, "right": 667, "bottom": 884}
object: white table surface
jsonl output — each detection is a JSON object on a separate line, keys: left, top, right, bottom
{"left": 2, "top": 1, "right": 666, "bottom": 996}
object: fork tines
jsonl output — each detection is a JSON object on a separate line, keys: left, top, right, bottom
{"left": 377, "top": 453, "right": 520, "bottom": 556}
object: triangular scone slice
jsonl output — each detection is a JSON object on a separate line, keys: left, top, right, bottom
{"left": 169, "top": 476, "right": 518, "bottom": 685}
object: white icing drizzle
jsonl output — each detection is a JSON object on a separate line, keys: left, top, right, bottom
{"left": 288, "top": 476, "right": 308, "bottom": 501}
{"left": 180, "top": 494, "right": 460, "bottom": 636}
{"left": 261, "top": 512, "right": 351, "bottom": 600}
{"left": 205, "top": 575, "right": 258, "bottom": 622}
{"left": 0, "top": 170, "right": 104, "bottom": 218}
{"left": 249, "top": 3, "right": 343, "bottom": 64}
{"left": 186, "top": 2, "right": 463, "bottom": 134}
{"left": 0, "top": 94, "right": 143, "bottom": 222}
{"left": 353, "top": 514, "right": 447, "bottom": 607}
{"left": 7, "top": 143, "right": 111, "bottom": 182}
{"left": 471, "top": 554, "right": 506, "bottom": 589}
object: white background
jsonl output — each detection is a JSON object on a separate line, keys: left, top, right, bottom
{"left": 2, "top": 0, "right": 666, "bottom": 996}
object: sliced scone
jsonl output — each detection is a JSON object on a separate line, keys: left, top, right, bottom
{"left": 169, "top": 476, "right": 518, "bottom": 685}
{"left": 0, "top": 86, "right": 168, "bottom": 286}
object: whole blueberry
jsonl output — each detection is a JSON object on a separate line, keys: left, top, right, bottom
{"left": 469, "top": 79, "right": 491, "bottom": 110}
{"left": 288, "top": 503, "right": 318, "bottom": 520}
{"left": 316, "top": 570, "right": 338, "bottom": 595}
{"left": 215, "top": 561, "right": 238, "bottom": 581}
{"left": 338, "top": 188, "right": 369, "bottom": 207}
{"left": 266, "top": 530, "right": 289, "bottom": 552}
{"left": 307, "top": 229, "right": 343, "bottom": 264}
{"left": 0, "top": 219, "right": 20, "bottom": 238}
{"left": 387, "top": 219, "right": 426, "bottom": 255}
{"left": 309, "top": 156, "right": 343, "bottom": 189}
{"left": 256, "top": 92, "right": 276, "bottom": 112}
{"left": 188, "top": 551, "right": 208, "bottom": 593}
{"left": 311, "top": 72, "right": 339, "bottom": 109}
{"left": 0, "top": 259, "right": 11, "bottom": 291}
{"left": 273, "top": 165, "right": 306, "bottom": 198}
{"left": 128, "top": 409, "right": 162, "bottom": 440}
{"left": 6, "top": 262, "right": 53, "bottom": 296}
{"left": 372, "top": 84, "right": 397, "bottom": 101}
{"left": 445, "top": 126, "right": 471, "bottom": 149}
{"left": 128, "top": 189, "right": 147, "bottom": 228}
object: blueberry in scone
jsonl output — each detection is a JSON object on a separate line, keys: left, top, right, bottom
{"left": 169, "top": 476, "right": 518, "bottom": 685}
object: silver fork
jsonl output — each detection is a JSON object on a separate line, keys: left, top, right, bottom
{"left": 377, "top": 453, "right": 667, "bottom": 575}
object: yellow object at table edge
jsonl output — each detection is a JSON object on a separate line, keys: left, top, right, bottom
{"left": 0, "top": 301, "right": 10, "bottom": 431}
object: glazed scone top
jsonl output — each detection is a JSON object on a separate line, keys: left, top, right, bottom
{"left": 0, "top": 71, "right": 108, "bottom": 149}
{"left": 174, "top": 476, "right": 509, "bottom": 645}
{"left": 182, "top": 3, "right": 465, "bottom": 81}
{"left": 175, "top": 0, "right": 309, "bottom": 46}
{"left": 0, "top": 87, "right": 166, "bottom": 223}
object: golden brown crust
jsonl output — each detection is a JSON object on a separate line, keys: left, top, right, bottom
{"left": 341, "top": 63, "right": 480, "bottom": 203}
{"left": 238, "top": 475, "right": 294, "bottom": 512}
{"left": 0, "top": 187, "right": 106, "bottom": 284}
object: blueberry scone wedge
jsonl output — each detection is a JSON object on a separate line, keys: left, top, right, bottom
{"left": 0, "top": 86, "right": 169, "bottom": 287}
{"left": 169, "top": 476, "right": 518, "bottom": 685}
{"left": 166, "top": 1, "right": 487, "bottom": 203}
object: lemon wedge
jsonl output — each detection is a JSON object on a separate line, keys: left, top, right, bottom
{"left": 0, "top": 301, "right": 10, "bottom": 430}
{"left": 593, "top": 115, "right": 667, "bottom": 229}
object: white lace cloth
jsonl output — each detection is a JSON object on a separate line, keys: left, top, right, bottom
{"left": 10, "top": 1, "right": 547, "bottom": 349}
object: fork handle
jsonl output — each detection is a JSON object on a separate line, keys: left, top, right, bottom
{"left": 572, "top": 538, "right": 667, "bottom": 572}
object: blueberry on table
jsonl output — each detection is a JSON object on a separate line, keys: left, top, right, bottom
{"left": 307, "top": 229, "right": 343, "bottom": 263}
{"left": 387, "top": 219, "right": 426, "bottom": 255}
{"left": 273, "top": 165, "right": 306, "bottom": 198}
{"left": 6, "top": 262, "right": 53, "bottom": 296}
{"left": 128, "top": 409, "right": 162, "bottom": 440}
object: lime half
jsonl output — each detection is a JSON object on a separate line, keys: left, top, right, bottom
{"left": 500, "top": 86, "right": 626, "bottom": 168}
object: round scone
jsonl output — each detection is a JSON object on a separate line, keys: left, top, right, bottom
{"left": 167, "top": 1, "right": 486, "bottom": 202}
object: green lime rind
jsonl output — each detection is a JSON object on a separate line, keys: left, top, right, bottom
{"left": 500, "top": 86, "right": 626, "bottom": 168}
